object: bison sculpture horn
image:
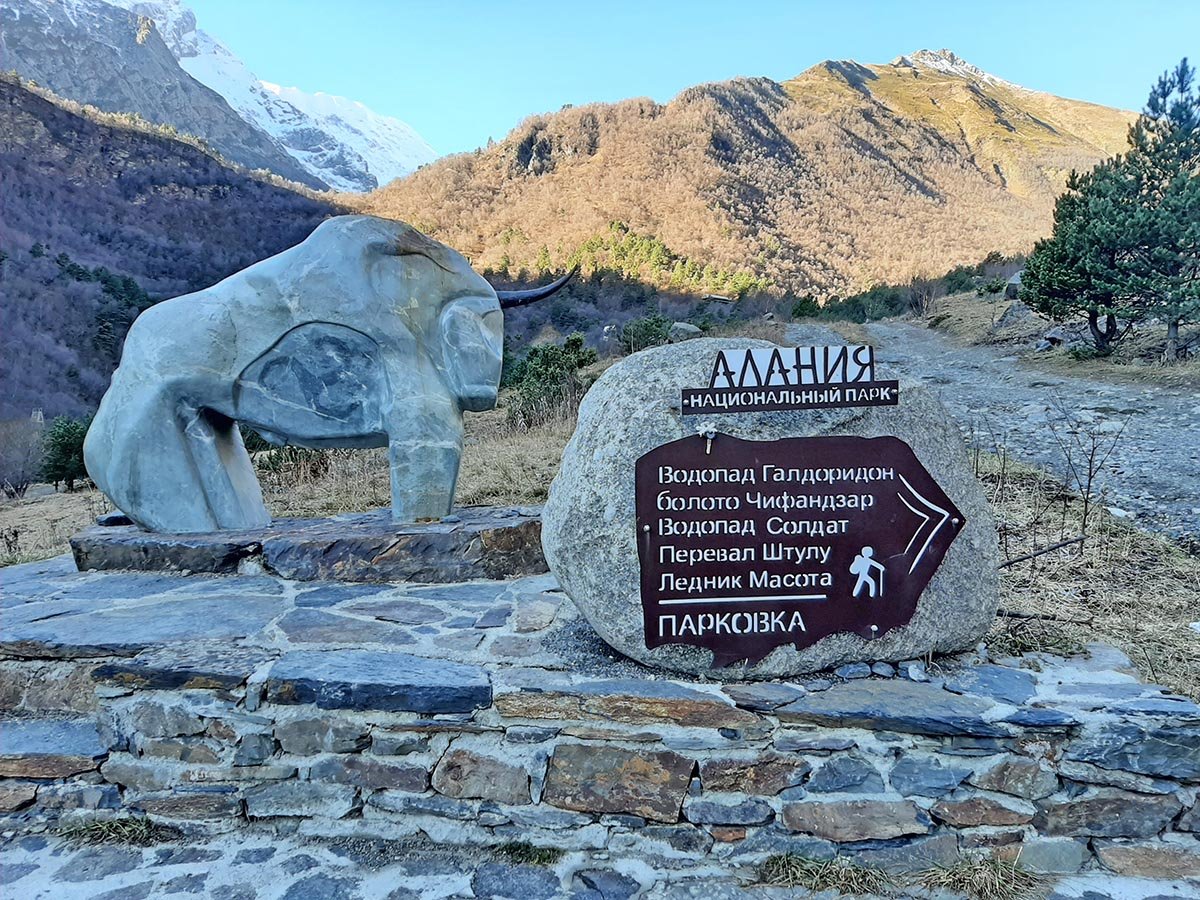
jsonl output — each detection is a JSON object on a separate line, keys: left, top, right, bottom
{"left": 494, "top": 266, "right": 579, "bottom": 308}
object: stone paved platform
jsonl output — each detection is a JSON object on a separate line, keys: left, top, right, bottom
{"left": 70, "top": 506, "right": 547, "bottom": 583}
{"left": 1, "top": 832, "right": 1196, "bottom": 899}
{"left": 1, "top": 558, "right": 1198, "bottom": 897}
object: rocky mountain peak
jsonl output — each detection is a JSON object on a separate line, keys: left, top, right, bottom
{"left": 110, "top": 0, "right": 199, "bottom": 57}
{"left": 891, "top": 49, "right": 1013, "bottom": 86}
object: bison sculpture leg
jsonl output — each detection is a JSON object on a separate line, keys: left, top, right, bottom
{"left": 84, "top": 379, "right": 270, "bottom": 534}
{"left": 383, "top": 390, "right": 464, "bottom": 522}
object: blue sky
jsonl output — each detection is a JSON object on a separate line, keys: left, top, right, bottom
{"left": 190, "top": 0, "right": 1198, "bottom": 156}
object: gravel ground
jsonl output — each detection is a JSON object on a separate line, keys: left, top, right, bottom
{"left": 842, "top": 322, "right": 1200, "bottom": 547}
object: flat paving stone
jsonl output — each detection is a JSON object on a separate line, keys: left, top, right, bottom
{"left": 474, "top": 605, "right": 512, "bottom": 628}
{"left": 51, "top": 846, "right": 142, "bottom": 882}
{"left": 0, "top": 719, "right": 107, "bottom": 778}
{"left": 0, "top": 577, "right": 65, "bottom": 608}
{"left": 92, "top": 882, "right": 156, "bottom": 900}
{"left": 92, "top": 644, "right": 277, "bottom": 691}
{"left": 161, "top": 872, "right": 207, "bottom": 893}
{"left": 944, "top": 663, "right": 1037, "bottom": 705}
{"left": 2, "top": 596, "right": 109, "bottom": 628}
{"left": 0, "top": 862, "right": 39, "bottom": 884}
{"left": 0, "top": 553, "right": 78, "bottom": 593}
{"left": 433, "top": 631, "right": 485, "bottom": 652}
{"left": 265, "top": 649, "right": 491, "bottom": 712}
{"left": 277, "top": 608, "right": 414, "bottom": 645}
{"left": 776, "top": 679, "right": 1010, "bottom": 737}
{"left": 1, "top": 593, "right": 286, "bottom": 658}
{"left": 340, "top": 598, "right": 447, "bottom": 625}
{"left": 151, "top": 847, "right": 223, "bottom": 866}
{"left": 294, "top": 584, "right": 392, "bottom": 608}
{"left": 280, "top": 854, "right": 320, "bottom": 875}
{"left": 407, "top": 583, "right": 510, "bottom": 606}
{"left": 471, "top": 862, "right": 560, "bottom": 900}
{"left": 24, "top": 573, "right": 193, "bottom": 603}
{"left": 233, "top": 847, "right": 277, "bottom": 865}
{"left": 280, "top": 873, "right": 361, "bottom": 900}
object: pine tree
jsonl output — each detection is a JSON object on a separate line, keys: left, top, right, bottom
{"left": 1022, "top": 59, "right": 1199, "bottom": 358}
{"left": 1022, "top": 160, "right": 1128, "bottom": 352}
{"left": 1119, "top": 59, "right": 1200, "bottom": 360}
{"left": 40, "top": 416, "right": 91, "bottom": 492}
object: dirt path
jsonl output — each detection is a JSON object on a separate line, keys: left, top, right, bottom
{"left": 857, "top": 322, "right": 1199, "bottom": 546}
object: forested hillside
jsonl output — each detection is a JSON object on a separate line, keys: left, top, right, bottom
{"left": 0, "top": 74, "right": 338, "bottom": 419}
{"left": 362, "top": 51, "right": 1132, "bottom": 300}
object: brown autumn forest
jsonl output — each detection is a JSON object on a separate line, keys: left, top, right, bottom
{"left": 359, "top": 56, "right": 1132, "bottom": 300}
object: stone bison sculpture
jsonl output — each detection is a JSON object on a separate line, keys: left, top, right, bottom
{"left": 84, "top": 215, "right": 573, "bottom": 533}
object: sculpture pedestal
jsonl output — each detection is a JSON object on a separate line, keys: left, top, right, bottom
{"left": 69, "top": 506, "right": 546, "bottom": 584}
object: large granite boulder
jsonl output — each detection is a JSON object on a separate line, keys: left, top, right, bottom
{"left": 542, "top": 333, "right": 998, "bottom": 678}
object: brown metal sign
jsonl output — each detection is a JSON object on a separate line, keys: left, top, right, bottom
{"left": 635, "top": 433, "right": 965, "bottom": 666}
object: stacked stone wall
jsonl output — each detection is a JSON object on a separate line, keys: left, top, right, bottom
{"left": 3, "top": 647, "right": 1198, "bottom": 881}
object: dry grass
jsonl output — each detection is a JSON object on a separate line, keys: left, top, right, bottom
{"left": 706, "top": 318, "right": 791, "bottom": 344}
{"left": 259, "top": 448, "right": 391, "bottom": 519}
{"left": 927, "top": 292, "right": 1027, "bottom": 344}
{"left": 0, "top": 487, "right": 110, "bottom": 566}
{"left": 259, "top": 401, "right": 576, "bottom": 519}
{"left": 759, "top": 854, "right": 891, "bottom": 893}
{"left": 60, "top": 816, "right": 180, "bottom": 846}
{"left": 1034, "top": 339, "right": 1200, "bottom": 390}
{"left": 814, "top": 319, "right": 874, "bottom": 345}
{"left": 919, "top": 855, "right": 1044, "bottom": 900}
{"left": 978, "top": 449, "right": 1200, "bottom": 698}
{"left": 458, "top": 411, "right": 575, "bottom": 507}
{"left": 928, "top": 292, "right": 1200, "bottom": 389}
{"left": 493, "top": 841, "right": 564, "bottom": 867}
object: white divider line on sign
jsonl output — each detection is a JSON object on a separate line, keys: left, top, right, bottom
{"left": 658, "top": 594, "right": 828, "bottom": 605}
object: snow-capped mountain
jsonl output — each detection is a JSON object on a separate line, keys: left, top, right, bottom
{"left": 109, "top": 0, "right": 436, "bottom": 191}
{"left": 891, "top": 48, "right": 1017, "bottom": 89}
{"left": 0, "top": 0, "right": 320, "bottom": 187}
{"left": 260, "top": 82, "right": 437, "bottom": 189}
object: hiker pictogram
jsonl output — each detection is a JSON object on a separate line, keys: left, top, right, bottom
{"left": 850, "top": 546, "right": 886, "bottom": 598}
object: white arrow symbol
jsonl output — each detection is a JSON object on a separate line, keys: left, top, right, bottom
{"left": 897, "top": 473, "right": 951, "bottom": 574}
